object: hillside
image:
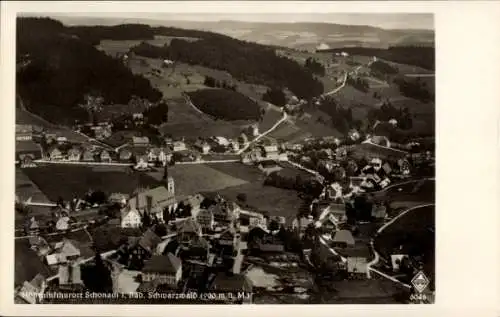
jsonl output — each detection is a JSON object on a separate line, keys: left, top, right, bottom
{"left": 16, "top": 17, "right": 162, "bottom": 125}
{"left": 322, "top": 46, "right": 435, "bottom": 70}
{"left": 55, "top": 16, "right": 434, "bottom": 50}
{"left": 129, "top": 39, "right": 324, "bottom": 100}
{"left": 186, "top": 89, "right": 262, "bottom": 121}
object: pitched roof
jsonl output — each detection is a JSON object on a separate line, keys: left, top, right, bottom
{"left": 177, "top": 218, "right": 201, "bottom": 235}
{"left": 184, "top": 194, "right": 205, "bottom": 208}
{"left": 129, "top": 186, "right": 175, "bottom": 211}
{"left": 333, "top": 230, "right": 355, "bottom": 246}
{"left": 46, "top": 253, "right": 67, "bottom": 266}
{"left": 142, "top": 253, "right": 182, "bottom": 274}
{"left": 59, "top": 239, "right": 81, "bottom": 258}
{"left": 138, "top": 229, "right": 162, "bottom": 253}
{"left": 132, "top": 136, "right": 150, "bottom": 144}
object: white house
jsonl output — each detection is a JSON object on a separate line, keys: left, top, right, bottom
{"left": 173, "top": 141, "right": 186, "bottom": 152}
{"left": 120, "top": 208, "right": 142, "bottom": 228}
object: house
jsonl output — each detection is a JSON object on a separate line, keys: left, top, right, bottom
{"left": 142, "top": 253, "right": 182, "bottom": 288}
{"left": 173, "top": 140, "right": 187, "bottom": 152}
{"left": 17, "top": 274, "right": 47, "bottom": 304}
{"left": 125, "top": 184, "right": 177, "bottom": 224}
{"left": 218, "top": 229, "right": 240, "bottom": 250}
{"left": 183, "top": 193, "right": 205, "bottom": 218}
{"left": 390, "top": 254, "right": 408, "bottom": 272}
{"left": 121, "top": 208, "right": 142, "bottom": 228}
{"left": 346, "top": 257, "right": 368, "bottom": 278}
{"left": 81, "top": 149, "right": 95, "bottom": 162}
{"left": 249, "top": 124, "right": 259, "bottom": 137}
{"left": 209, "top": 273, "right": 253, "bottom": 303}
{"left": 132, "top": 136, "right": 150, "bottom": 147}
{"left": 196, "top": 208, "right": 215, "bottom": 231}
{"left": 100, "top": 149, "right": 112, "bottom": 162}
{"left": 48, "top": 146, "right": 63, "bottom": 160}
{"left": 109, "top": 193, "right": 129, "bottom": 206}
{"left": 56, "top": 136, "right": 68, "bottom": 144}
{"left": 258, "top": 234, "right": 285, "bottom": 253}
{"left": 55, "top": 216, "right": 71, "bottom": 231}
{"left": 332, "top": 230, "right": 355, "bottom": 248}
{"left": 137, "top": 228, "right": 162, "bottom": 257}
{"left": 230, "top": 140, "right": 240, "bottom": 152}
{"left": 239, "top": 209, "right": 266, "bottom": 228}
{"left": 92, "top": 125, "right": 112, "bottom": 140}
{"left": 262, "top": 141, "right": 279, "bottom": 160}
{"left": 46, "top": 253, "right": 67, "bottom": 266}
{"left": 292, "top": 216, "right": 313, "bottom": 238}
{"left": 67, "top": 146, "right": 82, "bottom": 161}
{"left": 29, "top": 236, "right": 51, "bottom": 257}
{"left": 16, "top": 124, "right": 34, "bottom": 141}
{"left": 213, "top": 136, "right": 230, "bottom": 147}
{"left": 177, "top": 217, "right": 202, "bottom": 244}
{"left": 118, "top": 148, "right": 133, "bottom": 162}
{"left": 182, "top": 236, "right": 210, "bottom": 263}
{"left": 25, "top": 217, "right": 40, "bottom": 236}
{"left": 372, "top": 204, "right": 388, "bottom": 220}
{"left": 194, "top": 140, "right": 211, "bottom": 154}
{"left": 58, "top": 262, "right": 84, "bottom": 290}
{"left": 258, "top": 160, "right": 282, "bottom": 175}
{"left": 57, "top": 239, "right": 82, "bottom": 261}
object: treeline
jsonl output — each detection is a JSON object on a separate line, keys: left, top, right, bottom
{"left": 142, "top": 101, "right": 169, "bottom": 125}
{"left": 370, "top": 60, "right": 399, "bottom": 78}
{"left": 187, "top": 88, "right": 262, "bottom": 121}
{"left": 130, "top": 38, "right": 324, "bottom": 100}
{"left": 393, "top": 77, "right": 433, "bottom": 103}
{"left": 203, "top": 76, "right": 237, "bottom": 91}
{"left": 68, "top": 24, "right": 217, "bottom": 46}
{"left": 319, "top": 97, "right": 361, "bottom": 134}
{"left": 346, "top": 76, "right": 369, "bottom": 92}
{"left": 368, "top": 102, "right": 414, "bottom": 130}
{"left": 264, "top": 171, "right": 323, "bottom": 197}
{"left": 17, "top": 17, "right": 162, "bottom": 125}
{"left": 262, "top": 87, "right": 287, "bottom": 107}
{"left": 325, "top": 46, "right": 435, "bottom": 70}
{"left": 304, "top": 57, "right": 325, "bottom": 76}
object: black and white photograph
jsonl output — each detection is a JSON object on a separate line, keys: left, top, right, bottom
{"left": 2, "top": 0, "right": 499, "bottom": 313}
{"left": 11, "top": 7, "right": 439, "bottom": 305}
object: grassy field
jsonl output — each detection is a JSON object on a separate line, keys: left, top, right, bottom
{"left": 206, "top": 162, "right": 265, "bottom": 183}
{"left": 23, "top": 165, "right": 161, "bottom": 201}
{"left": 215, "top": 181, "right": 305, "bottom": 224}
{"left": 147, "top": 163, "right": 249, "bottom": 198}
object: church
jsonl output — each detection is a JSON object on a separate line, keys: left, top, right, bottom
{"left": 120, "top": 165, "right": 178, "bottom": 228}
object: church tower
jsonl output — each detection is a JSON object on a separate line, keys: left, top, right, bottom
{"left": 163, "top": 165, "right": 175, "bottom": 195}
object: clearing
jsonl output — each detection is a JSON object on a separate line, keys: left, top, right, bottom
{"left": 23, "top": 165, "right": 161, "bottom": 201}
{"left": 147, "top": 163, "right": 249, "bottom": 198}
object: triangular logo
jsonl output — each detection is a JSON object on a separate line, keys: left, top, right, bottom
{"left": 411, "top": 271, "right": 430, "bottom": 293}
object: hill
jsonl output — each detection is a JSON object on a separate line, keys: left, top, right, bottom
{"left": 321, "top": 46, "right": 435, "bottom": 71}
{"left": 56, "top": 17, "right": 434, "bottom": 50}
{"left": 129, "top": 38, "right": 324, "bottom": 100}
{"left": 186, "top": 89, "right": 262, "bottom": 121}
{"left": 16, "top": 17, "right": 162, "bottom": 125}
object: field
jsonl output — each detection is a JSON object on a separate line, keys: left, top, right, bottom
{"left": 23, "top": 165, "right": 161, "bottom": 201}
{"left": 147, "top": 163, "right": 250, "bottom": 198}
{"left": 96, "top": 35, "right": 199, "bottom": 56}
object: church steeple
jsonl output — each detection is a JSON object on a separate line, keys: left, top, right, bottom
{"left": 163, "top": 165, "right": 175, "bottom": 195}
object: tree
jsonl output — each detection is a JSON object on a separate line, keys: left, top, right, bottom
{"left": 262, "top": 87, "right": 287, "bottom": 107}
{"left": 236, "top": 193, "right": 247, "bottom": 204}
{"left": 141, "top": 211, "right": 151, "bottom": 228}
{"left": 269, "top": 219, "right": 280, "bottom": 231}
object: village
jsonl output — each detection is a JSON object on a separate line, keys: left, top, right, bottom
{"left": 15, "top": 109, "right": 435, "bottom": 304}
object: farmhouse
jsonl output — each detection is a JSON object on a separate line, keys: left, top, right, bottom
{"left": 67, "top": 146, "right": 82, "bottom": 161}
{"left": 194, "top": 140, "right": 211, "bottom": 154}
{"left": 142, "top": 253, "right": 182, "bottom": 288}
{"left": 173, "top": 141, "right": 187, "bottom": 152}
{"left": 132, "top": 136, "right": 150, "bottom": 147}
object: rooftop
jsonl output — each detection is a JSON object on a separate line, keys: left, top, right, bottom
{"left": 142, "top": 253, "right": 182, "bottom": 274}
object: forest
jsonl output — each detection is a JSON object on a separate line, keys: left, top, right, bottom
{"left": 325, "top": 46, "right": 435, "bottom": 70}
{"left": 17, "top": 17, "right": 162, "bottom": 125}
{"left": 187, "top": 88, "right": 262, "bottom": 121}
{"left": 130, "top": 39, "right": 324, "bottom": 100}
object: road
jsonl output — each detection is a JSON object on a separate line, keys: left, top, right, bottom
{"left": 365, "top": 203, "right": 434, "bottom": 288}
{"left": 236, "top": 112, "right": 288, "bottom": 155}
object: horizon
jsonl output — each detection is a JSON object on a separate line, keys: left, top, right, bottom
{"left": 25, "top": 13, "right": 434, "bottom": 31}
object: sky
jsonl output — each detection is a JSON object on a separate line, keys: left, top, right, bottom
{"left": 47, "top": 12, "right": 434, "bottom": 30}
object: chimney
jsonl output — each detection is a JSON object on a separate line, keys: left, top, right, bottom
{"left": 146, "top": 195, "right": 153, "bottom": 214}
